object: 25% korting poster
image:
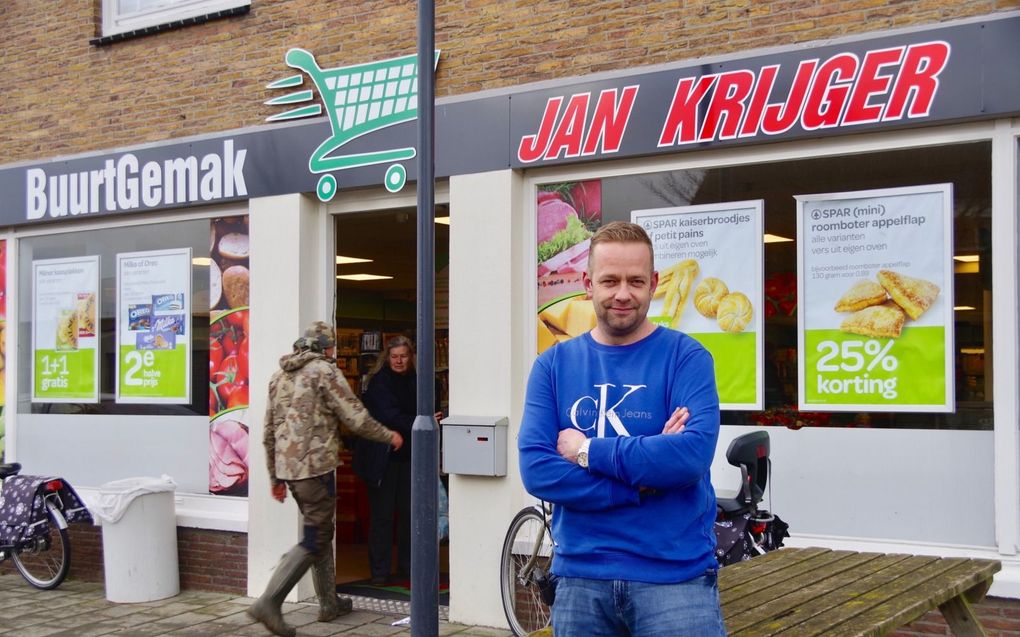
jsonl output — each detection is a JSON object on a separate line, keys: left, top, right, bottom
{"left": 796, "top": 184, "right": 954, "bottom": 412}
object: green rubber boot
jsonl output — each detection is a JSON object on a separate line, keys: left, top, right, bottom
{"left": 247, "top": 545, "right": 314, "bottom": 637}
{"left": 312, "top": 548, "right": 353, "bottom": 621}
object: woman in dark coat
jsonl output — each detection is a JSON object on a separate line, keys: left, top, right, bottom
{"left": 356, "top": 335, "right": 419, "bottom": 585}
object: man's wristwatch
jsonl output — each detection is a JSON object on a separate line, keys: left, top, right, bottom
{"left": 577, "top": 438, "right": 591, "bottom": 469}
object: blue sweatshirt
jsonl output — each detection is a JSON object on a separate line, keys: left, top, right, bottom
{"left": 518, "top": 326, "right": 720, "bottom": 584}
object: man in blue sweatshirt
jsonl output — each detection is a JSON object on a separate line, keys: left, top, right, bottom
{"left": 519, "top": 221, "right": 725, "bottom": 636}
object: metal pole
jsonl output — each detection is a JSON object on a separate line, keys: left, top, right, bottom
{"left": 411, "top": 0, "right": 438, "bottom": 634}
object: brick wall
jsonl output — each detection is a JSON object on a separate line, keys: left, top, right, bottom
{"left": 0, "top": 524, "right": 247, "bottom": 595}
{"left": 1, "top": 1, "right": 1018, "bottom": 163}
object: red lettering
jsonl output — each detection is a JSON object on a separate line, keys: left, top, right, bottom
{"left": 699, "top": 70, "right": 755, "bottom": 141}
{"left": 517, "top": 97, "right": 562, "bottom": 163}
{"left": 761, "top": 60, "right": 817, "bottom": 135}
{"left": 843, "top": 47, "right": 904, "bottom": 125}
{"left": 885, "top": 41, "right": 949, "bottom": 120}
{"left": 739, "top": 65, "right": 779, "bottom": 138}
{"left": 658, "top": 75, "right": 717, "bottom": 146}
{"left": 545, "top": 93, "right": 591, "bottom": 159}
{"left": 582, "top": 86, "right": 639, "bottom": 155}
{"left": 802, "top": 53, "right": 858, "bottom": 130}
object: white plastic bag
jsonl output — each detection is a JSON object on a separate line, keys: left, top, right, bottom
{"left": 92, "top": 474, "right": 177, "bottom": 524}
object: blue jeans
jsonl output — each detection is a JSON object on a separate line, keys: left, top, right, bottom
{"left": 552, "top": 571, "right": 727, "bottom": 637}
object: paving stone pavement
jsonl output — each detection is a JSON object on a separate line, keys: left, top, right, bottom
{"left": 0, "top": 574, "right": 514, "bottom": 637}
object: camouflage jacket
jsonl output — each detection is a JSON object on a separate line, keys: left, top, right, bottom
{"left": 263, "top": 349, "right": 394, "bottom": 483}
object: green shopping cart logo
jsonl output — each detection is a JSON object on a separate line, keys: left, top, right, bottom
{"left": 266, "top": 48, "right": 440, "bottom": 201}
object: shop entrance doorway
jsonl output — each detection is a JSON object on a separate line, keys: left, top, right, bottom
{"left": 332, "top": 206, "right": 450, "bottom": 607}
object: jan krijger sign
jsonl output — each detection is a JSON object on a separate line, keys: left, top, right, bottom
{"left": 31, "top": 256, "right": 101, "bottom": 403}
{"left": 796, "top": 184, "right": 954, "bottom": 412}
{"left": 518, "top": 42, "right": 948, "bottom": 163}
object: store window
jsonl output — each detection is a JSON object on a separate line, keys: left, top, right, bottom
{"left": 101, "top": 0, "right": 249, "bottom": 38}
{"left": 17, "top": 219, "right": 211, "bottom": 417}
{"left": 536, "top": 141, "right": 991, "bottom": 430}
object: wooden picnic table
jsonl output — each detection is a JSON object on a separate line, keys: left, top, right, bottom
{"left": 719, "top": 547, "right": 1001, "bottom": 636}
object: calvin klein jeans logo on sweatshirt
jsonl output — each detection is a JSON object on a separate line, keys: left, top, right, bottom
{"left": 569, "top": 383, "right": 648, "bottom": 437}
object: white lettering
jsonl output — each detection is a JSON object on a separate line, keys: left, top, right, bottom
{"left": 27, "top": 168, "right": 46, "bottom": 219}
{"left": 116, "top": 154, "right": 139, "bottom": 210}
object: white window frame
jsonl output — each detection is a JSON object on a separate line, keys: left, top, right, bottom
{"left": 102, "top": 0, "right": 250, "bottom": 38}
{"left": 520, "top": 119, "right": 1020, "bottom": 563}
{"left": 8, "top": 203, "right": 250, "bottom": 531}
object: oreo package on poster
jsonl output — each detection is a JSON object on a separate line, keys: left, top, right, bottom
{"left": 152, "top": 292, "right": 185, "bottom": 313}
{"left": 128, "top": 304, "right": 152, "bottom": 331}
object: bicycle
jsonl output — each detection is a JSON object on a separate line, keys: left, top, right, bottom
{"left": 499, "top": 500, "right": 556, "bottom": 637}
{"left": 0, "top": 462, "right": 91, "bottom": 590}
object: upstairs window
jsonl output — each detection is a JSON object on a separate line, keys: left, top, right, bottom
{"left": 101, "top": 0, "right": 250, "bottom": 39}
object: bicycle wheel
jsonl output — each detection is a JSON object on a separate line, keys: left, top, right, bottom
{"left": 12, "top": 501, "right": 70, "bottom": 590}
{"left": 500, "top": 506, "right": 554, "bottom": 637}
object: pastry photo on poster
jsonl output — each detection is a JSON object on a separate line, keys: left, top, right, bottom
{"left": 633, "top": 201, "right": 764, "bottom": 410}
{"left": 797, "top": 183, "right": 954, "bottom": 412}
{"left": 536, "top": 180, "right": 602, "bottom": 353}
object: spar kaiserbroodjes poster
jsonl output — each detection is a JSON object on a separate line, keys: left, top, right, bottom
{"left": 31, "top": 255, "right": 100, "bottom": 402}
{"left": 633, "top": 201, "right": 764, "bottom": 410}
{"left": 115, "top": 248, "right": 192, "bottom": 403}
{"left": 797, "top": 184, "right": 954, "bottom": 412}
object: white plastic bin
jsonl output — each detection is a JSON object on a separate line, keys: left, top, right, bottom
{"left": 96, "top": 476, "right": 179, "bottom": 603}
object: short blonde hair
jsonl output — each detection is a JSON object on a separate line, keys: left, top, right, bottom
{"left": 587, "top": 221, "right": 654, "bottom": 271}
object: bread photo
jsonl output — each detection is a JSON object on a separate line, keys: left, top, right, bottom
{"left": 716, "top": 292, "right": 752, "bottom": 333}
{"left": 210, "top": 261, "right": 223, "bottom": 309}
{"left": 694, "top": 277, "right": 729, "bottom": 318}
{"left": 218, "top": 232, "right": 250, "bottom": 261}
{"left": 222, "top": 265, "right": 249, "bottom": 308}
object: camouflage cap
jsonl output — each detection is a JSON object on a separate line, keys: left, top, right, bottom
{"left": 294, "top": 320, "right": 336, "bottom": 352}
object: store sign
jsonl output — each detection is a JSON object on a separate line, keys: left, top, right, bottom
{"left": 25, "top": 140, "right": 248, "bottom": 221}
{"left": 115, "top": 248, "right": 192, "bottom": 403}
{"left": 796, "top": 184, "right": 954, "bottom": 412}
{"left": 508, "top": 17, "right": 1020, "bottom": 167}
{"left": 633, "top": 202, "right": 764, "bottom": 410}
{"left": 31, "top": 256, "right": 101, "bottom": 403}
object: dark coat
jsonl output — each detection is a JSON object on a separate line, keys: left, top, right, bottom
{"left": 352, "top": 366, "right": 416, "bottom": 486}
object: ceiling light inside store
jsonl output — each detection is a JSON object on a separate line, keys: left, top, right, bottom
{"left": 337, "top": 274, "right": 393, "bottom": 281}
{"left": 192, "top": 257, "right": 212, "bottom": 266}
{"left": 337, "top": 255, "right": 373, "bottom": 265}
{"left": 434, "top": 216, "right": 451, "bottom": 225}
{"left": 764, "top": 234, "right": 793, "bottom": 243}
{"left": 953, "top": 255, "right": 979, "bottom": 262}
{"left": 954, "top": 305, "right": 976, "bottom": 311}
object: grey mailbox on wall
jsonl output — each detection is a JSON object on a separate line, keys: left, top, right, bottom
{"left": 441, "top": 415, "right": 509, "bottom": 476}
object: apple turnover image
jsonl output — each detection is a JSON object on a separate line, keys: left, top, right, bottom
{"left": 834, "top": 279, "right": 887, "bottom": 312}
{"left": 839, "top": 301, "right": 906, "bottom": 339}
{"left": 876, "top": 269, "right": 940, "bottom": 320}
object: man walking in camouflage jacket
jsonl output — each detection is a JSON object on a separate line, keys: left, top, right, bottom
{"left": 249, "top": 321, "right": 404, "bottom": 637}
